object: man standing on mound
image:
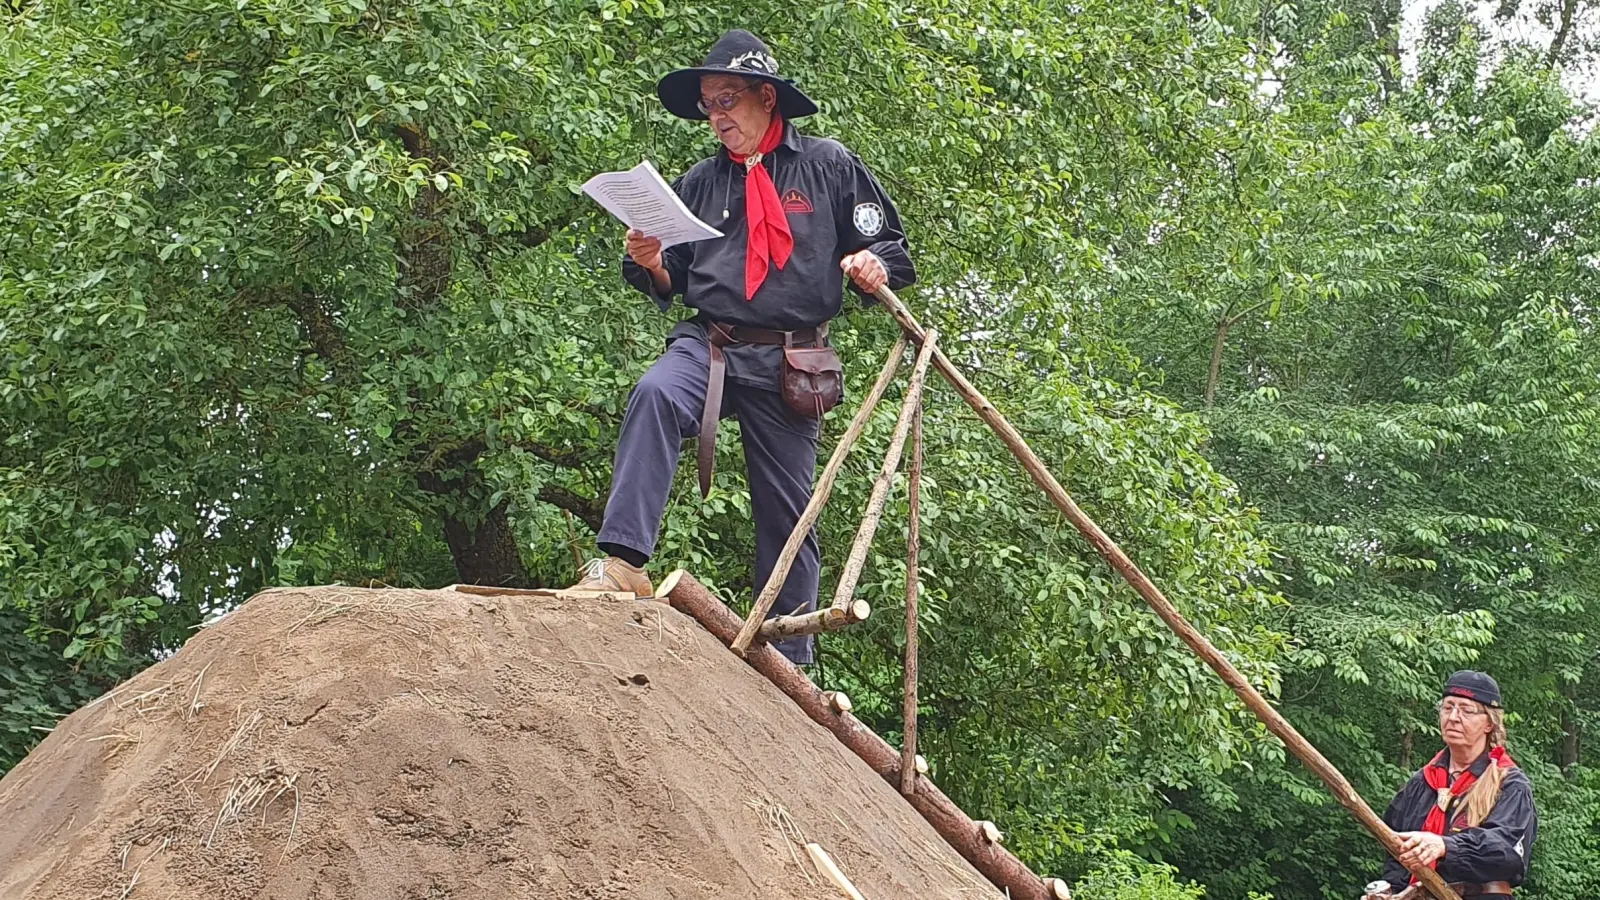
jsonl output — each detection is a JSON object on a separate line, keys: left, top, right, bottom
{"left": 568, "top": 29, "right": 916, "bottom": 665}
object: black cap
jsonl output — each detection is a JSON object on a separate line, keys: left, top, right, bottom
{"left": 655, "top": 29, "right": 818, "bottom": 121}
{"left": 1443, "top": 670, "right": 1502, "bottom": 708}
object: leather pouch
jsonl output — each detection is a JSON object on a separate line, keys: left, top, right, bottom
{"left": 781, "top": 344, "right": 843, "bottom": 418}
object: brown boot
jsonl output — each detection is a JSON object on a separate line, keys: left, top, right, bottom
{"left": 570, "top": 557, "right": 653, "bottom": 598}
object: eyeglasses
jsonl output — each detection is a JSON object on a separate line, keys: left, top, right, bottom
{"left": 698, "top": 85, "right": 757, "bottom": 115}
{"left": 1437, "top": 701, "right": 1488, "bottom": 720}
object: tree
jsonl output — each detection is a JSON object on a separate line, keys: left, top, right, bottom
{"left": 1113, "top": 11, "right": 1600, "bottom": 897}
{"left": 2, "top": 3, "right": 1289, "bottom": 891}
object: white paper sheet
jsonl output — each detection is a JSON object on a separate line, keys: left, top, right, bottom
{"left": 581, "top": 160, "right": 724, "bottom": 249}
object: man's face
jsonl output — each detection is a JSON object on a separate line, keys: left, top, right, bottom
{"left": 700, "top": 74, "right": 774, "bottom": 156}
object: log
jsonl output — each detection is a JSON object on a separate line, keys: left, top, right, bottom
{"left": 823, "top": 690, "right": 854, "bottom": 714}
{"left": 901, "top": 396, "right": 924, "bottom": 796}
{"left": 829, "top": 330, "right": 939, "bottom": 612}
{"left": 664, "top": 570, "right": 1059, "bottom": 900}
{"left": 977, "top": 820, "right": 1004, "bottom": 844}
{"left": 869, "top": 287, "right": 1462, "bottom": 900}
{"left": 757, "top": 600, "right": 871, "bottom": 643}
{"left": 730, "top": 336, "right": 909, "bottom": 656}
{"left": 1045, "top": 878, "right": 1073, "bottom": 899}
{"left": 805, "top": 843, "right": 868, "bottom": 900}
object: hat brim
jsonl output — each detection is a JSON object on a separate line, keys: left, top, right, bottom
{"left": 656, "top": 68, "right": 818, "bottom": 121}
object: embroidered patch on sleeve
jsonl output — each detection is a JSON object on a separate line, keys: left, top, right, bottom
{"left": 781, "top": 189, "right": 813, "bottom": 214}
{"left": 853, "top": 203, "right": 884, "bottom": 237}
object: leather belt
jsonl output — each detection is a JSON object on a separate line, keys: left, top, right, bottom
{"left": 1456, "top": 883, "right": 1513, "bottom": 898}
{"left": 697, "top": 320, "right": 826, "bottom": 498}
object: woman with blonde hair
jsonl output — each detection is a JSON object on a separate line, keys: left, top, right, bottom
{"left": 1366, "top": 671, "right": 1537, "bottom": 899}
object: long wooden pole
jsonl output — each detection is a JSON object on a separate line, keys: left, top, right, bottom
{"left": 870, "top": 287, "right": 1460, "bottom": 900}
{"left": 731, "top": 336, "right": 908, "bottom": 657}
{"left": 662, "top": 570, "right": 1061, "bottom": 900}
{"left": 900, "top": 397, "right": 923, "bottom": 797}
{"left": 825, "top": 330, "right": 939, "bottom": 614}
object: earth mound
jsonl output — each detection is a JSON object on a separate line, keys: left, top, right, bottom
{"left": 0, "top": 585, "right": 1002, "bottom": 899}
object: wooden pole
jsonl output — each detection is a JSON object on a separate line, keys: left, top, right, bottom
{"left": 900, "top": 396, "right": 923, "bottom": 796}
{"left": 730, "top": 336, "right": 909, "bottom": 657}
{"left": 661, "top": 570, "right": 1061, "bottom": 900}
{"left": 826, "top": 330, "right": 939, "bottom": 614}
{"left": 869, "top": 286, "right": 1461, "bottom": 900}
{"left": 756, "top": 600, "right": 871, "bottom": 643}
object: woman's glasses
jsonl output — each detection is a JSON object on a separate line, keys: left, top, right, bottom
{"left": 1437, "top": 700, "right": 1488, "bottom": 720}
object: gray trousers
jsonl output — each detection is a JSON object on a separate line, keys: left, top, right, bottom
{"left": 597, "top": 335, "right": 820, "bottom": 664}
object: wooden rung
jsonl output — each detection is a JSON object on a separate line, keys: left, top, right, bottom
{"left": 756, "top": 600, "right": 870, "bottom": 643}
{"left": 729, "top": 337, "right": 909, "bottom": 656}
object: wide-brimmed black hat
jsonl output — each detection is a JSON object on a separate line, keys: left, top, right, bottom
{"left": 1443, "top": 670, "right": 1503, "bottom": 708}
{"left": 656, "top": 29, "right": 817, "bottom": 121}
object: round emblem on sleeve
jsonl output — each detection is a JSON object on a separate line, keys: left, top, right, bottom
{"left": 853, "top": 203, "right": 884, "bottom": 237}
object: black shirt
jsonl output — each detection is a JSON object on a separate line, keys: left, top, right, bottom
{"left": 1379, "top": 750, "right": 1537, "bottom": 888}
{"left": 622, "top": 122, "right": 916, "bottom": 390}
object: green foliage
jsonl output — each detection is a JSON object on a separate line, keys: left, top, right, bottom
{"left": 1071, "top": 852, "right": 1211, "bottom": 900}
{"left": 2, "top": 0, "right": 1597, "bottom": 896}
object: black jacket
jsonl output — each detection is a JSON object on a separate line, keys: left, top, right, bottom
{"left": 622, "top": 122, "right": 915, "bottom": 389}
{"left": 1380, "top": 750, "right": 1536, "bottom": 888}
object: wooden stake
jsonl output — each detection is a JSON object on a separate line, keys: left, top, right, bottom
{"left": 900, "top": 395, "right": 923, "bottom": 796}
{"left": 730, "top": 336, "right": 909, "bottom": 656}
{"left": 869, "top": 287, "right": 1462, "bottom": 900}
{"left": 830, "top": 330, "right": 939, "bottom": 612}
{"left": 805, "top": 843, "right": 868, "bottom": 900}
{"left": 664, "top": 570, "right": 1060, "bottom": 900}
{"left": 563, "top": 509, "right": 586, "bottom": 575}
{"left": 757, "top": 600, "right": 870, "bottom": 643}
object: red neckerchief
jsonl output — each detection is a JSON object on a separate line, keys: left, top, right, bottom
{"left": 1411, "top": 746, "right": 1515, "bottom": 882}
{"left": 727, "top": 114, "right": 792, "bottom": 300}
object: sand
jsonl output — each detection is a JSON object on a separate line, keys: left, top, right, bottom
{"left": 0, "top": 585, "right": 1002, "bottom": 899}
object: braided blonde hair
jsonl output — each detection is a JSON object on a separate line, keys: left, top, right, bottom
{"left": 1460, "top": 705, "right": 1509, "bottom": 828}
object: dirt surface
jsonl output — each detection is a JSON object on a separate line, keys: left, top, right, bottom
{"left": 0, "top": 586, "right": 1002, "bottom": 899}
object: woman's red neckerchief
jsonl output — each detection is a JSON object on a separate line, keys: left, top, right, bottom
{"left": 1410, "top": 746, "right": 1515, "bottom": 882}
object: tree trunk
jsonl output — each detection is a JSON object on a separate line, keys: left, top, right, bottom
{"left": 417, "top": 461, "right": 529, "bottom": 587}
{"left": 441, "top": 501, "right": 526, "bottom": 587}
{"left": 1371, "top": 0, "right": 1403, "bottom": 98}
{"left": 1205, "top": 317, "right": 1233, "bottom": 408}
{"left": 1560, "top": 679, "right": 1580, "bottom": 776}
{"left": 1400, "top": 727, "right": 1414, "bottom": 772}
{"left": 1547, "top": 0, "right": 1580, "bottom": 65}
